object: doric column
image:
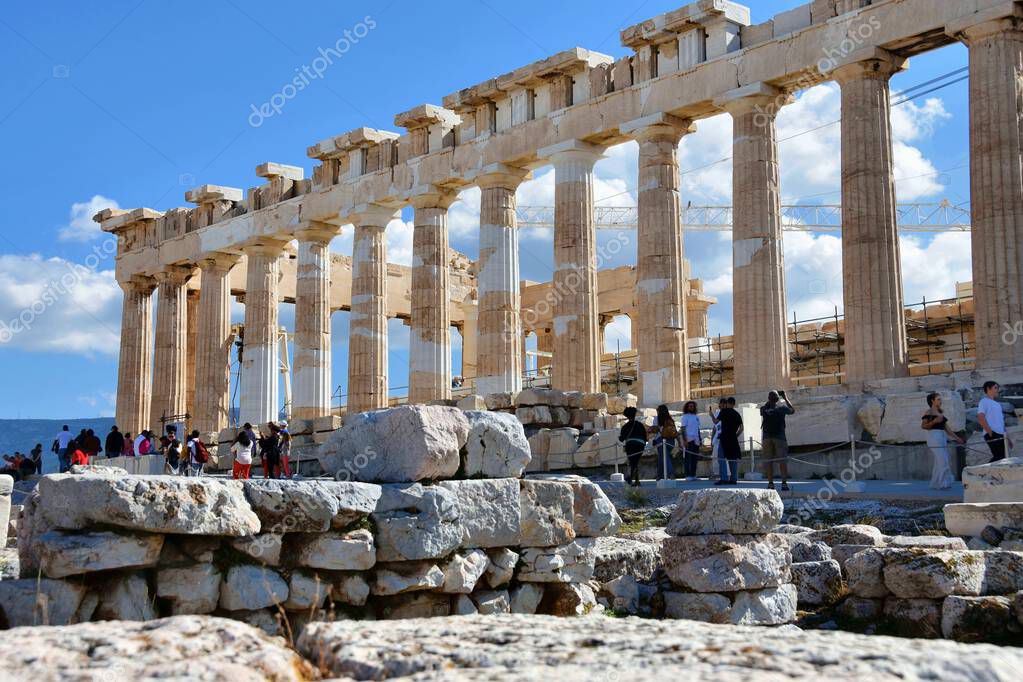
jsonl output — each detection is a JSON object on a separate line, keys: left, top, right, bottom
{"left": 293, "top": 223, "right": 339, "bottom": 420}
{"left": 409, "top": 189, "right": 456, "bottom": 404}
{"left": 239, "top": 242, "right": 285, "bottom": 426}
{"left": 151, "top": 266, "right": 192, "bottom": 433}
{"left": 115, "top": 276, "right": 156, "bottom": 436}
{"left": 473, "top": 164, "right": 530, "bottom": 396}
{"left": 193, "top": 253, "right": 239, "bottom": 437}
{"left": 717, "top": 86, "right": 792, "bottom": 394}
{"left": 185, "top": 289, "right": 199, "bottom": 420}
{"left": 834, "top": 49, "right": 909, "bottom": 383}
{"left": 539, "top": 140, "right": 605, "bottom": 393}
{"left": 347, "top": 205, "right": 399, "bottom": 413}
{"left": 622, "top": 115, "right": 694, "bottom": 405}
{"left": 950, "top": 11, "right": 1023, "bottom": 369}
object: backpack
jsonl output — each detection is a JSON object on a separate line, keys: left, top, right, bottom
{"left": 660, "top": 418, "right": 679, "bottom": 440}
{"left": 138, "top": 438, "right": 151, "bottom": 455}
{"left": 194, "top": 439, "right": 211, "bottom": 464}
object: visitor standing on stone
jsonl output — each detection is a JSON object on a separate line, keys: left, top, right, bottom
{"left": 163, "top": 434, "right": 183, "bottom": 475}
{"left": 922, "top": 392, "right": 963, "bottom": 490}
{"left": 231, "top": 430, "right": 254, "bottom": 479}
{"left": 618, "top": 406, "right": 649, "bottom": 487}
{"left": 761, "top": 391, "right": 795, "bottom": 491}
{"left": 52, "top": 424, "right": 72, "bottom": 473}
{"left": 29, "top": 443, "right": 43, "bottom": 475}
{"left": 104, "top": 426, "right": 124, "bottom": 459}
{"left": 649, "top": 405, "right": 679, "bottom": 481}
{"left": 680, "top": 401, "right": 702, "bottom": 481}
{"left": 185, "top": 430, "right": 206, "bottom": 477}
{"left": 715, "top": 397, "right": 744, "bottom": 485}
{"left": 278, "top": 421, "right": 292, "bottom": 479}
{"left": 260, "top": 423, "right": 282, "bottom": 479}
{"left": 977, "top": 381, "right": 1011, "bottom": 462}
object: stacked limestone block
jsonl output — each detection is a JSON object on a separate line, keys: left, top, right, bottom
{"left": 0, "top": 475, "right": 12, "bottom": 549}
{"left": 660, "top": 489, "right": 797, "bottom": 625}
{"left": 2, "top": 452, "right": 620, "bottom": 633}
{"left": 841, "top": 543, "right": 1023, "bottom": 643}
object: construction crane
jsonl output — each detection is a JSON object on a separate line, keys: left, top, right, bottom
{"left": 516, "top": 200, "right": 971, "bottom": 233}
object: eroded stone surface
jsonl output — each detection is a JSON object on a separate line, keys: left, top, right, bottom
{"left": 666, "top": 489, "right": 783, "bottom": 536}
{"left": 661, "top": 534, "right": 790, "bottom": 593}
{"left": 439, "top": 479, "right": 521, "bottom": 548}
{"left": 242, "top": 479, "right": 380, "bottom": 532}
{"left": 291, "top": 529, "right": 376, "bottom": 570}
{"left": 157, "top": 563, "right": 221, "bottom": 615}
{"left": 37, "top": 530, "right": 163, "bottom": 578}
{"left": 219, "top": 565, "right": 288, "bottom": 611}
{"left": 528, "top": 474, "right": 621, "bottom": 537}
{"left": 790, "top": 560, "right": 844, "bottom": 606}
{"left": 517, "top": 539, "right": 597, "bottom": 583}
{"left": 592, "top": 536, "right": 659, "bottom": 583}
{"left": 372, "top": 483, "right": 463, "bottom": 562}
{"left": 463, "top": 411, "right": 531, "bottom": 478}
{"left": 519, "top": 480, "right": 575, "bottom": 547}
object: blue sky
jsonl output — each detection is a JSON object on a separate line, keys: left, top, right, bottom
{"left": 0, "top": 0, "right": 972, "bottom": 419}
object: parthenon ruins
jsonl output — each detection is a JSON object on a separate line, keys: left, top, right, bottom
{"left": 96, "top": 0, "right": 1023, "bottom": 441}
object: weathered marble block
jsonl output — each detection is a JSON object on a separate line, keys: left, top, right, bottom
{"left": 666, "top": 489, "right": 783, "bottom": 536}
{"left": 661, "top": 534, "right": 791, "bottom": 593}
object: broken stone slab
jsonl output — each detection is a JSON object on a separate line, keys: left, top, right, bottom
{"left": 318, "top": 405, "right": 469, "bottom": 482}
{"left": 539, "top": 582, "right": 598, "bottom": 616}
{"left": 572, "top": 430, "right": 622, "bottom": 468}
{"left": 285, "top": 570, "right": 332, "bottom": 610}
{"left": 883, "top": 549, "right": 985, "bottom": 598}
{"left": 157, "top": 563, "right": 221, "bottom": 615}
{"left": 806, "top": 524, "right": 885, "bottom": 547}
{"left": 527, "top": 474, "right": 621, "bottom": 537}
{"left": 372, "top": 561, "right": 445, "bottom": 596}
{"left": 591, "top": 536, "right": 659, "bottom": 583}
{"left": 877, "top": 391, "right": 965, "bottom": 444}
{"left": 95, "top": 572, "right": 156, "bottom": 621}
{"left": 484, "top": 392, "right": 516, "bottom": 410}
{"left": 517, "top": 539, "right": 597, "bottom": 583}
{"left": 509, "top": 583, "right": 545, "bottom": 614}
{"left": 229, "top": 533, "right": 283, "bottom": 565}
{"left": 790, "top": 560, "right": 844, "bottom": 606}
{"left": 885, "top": 535, "right": 968, "bottom": 551}
{"left": 484, "top": 547, "right": 519, "bottom": 588}
{"left": 297, "top": 612, "right": 1023, "bottom": 679}
{"left": 945, "top": 502, "right": 1023, "bottom": 538}
{"left": 463, "top": 411, "right": 531, "bottom": 478}
{"left": 884, "top": 597, "right": 943, "bottom": 638}
{"left": 37, "top": 530, "right": 163, "bottom": 578}
{"left": 963, "top": 457, "right": 1023, "bottom": 503}
{"left": 219, "top": 565, "right": 288, "bottom": 611}
{"left": 291, "top": 529, "right": 376, "bottom": 571}
{"left": 374, "top": 591, "right": 450, "bottom": 619}
{"left": 661, "top": 534, "right": 791, "bottom": 593}
{"left": 665, "top": 488, "right": 783, "bottom": 536}
{"left": 0, "top": 578, "right": 90, "bottom": 627}
{"left": 241, "top": 479, "right": 381, "bottom": 533}
{"left": 941, "top": 595, "right": 1021, "bottom": 643}
{"left": 441, "top": 549, "right": 489, "bottom": 594}
{"left": 438, "top": 479, "right": 521, "bottom": 548}
{"left": 372, "top": 483, "right": 463, "bottom": 562}
{"left": 36, "top": 474, "right": 261, "bottom": 536}
{"left": 606, "top": 393, "right": 638, "bottom": 415}
{"left": 457, "top": 394, "right": 486, "bottom": 411}
{"left": 472, "top": 588, "right": 512, "bottom": 615}
{"left": 519, "top": 479, "right": 575, "bottom": 547}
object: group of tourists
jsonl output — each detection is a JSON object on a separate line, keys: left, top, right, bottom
{"left": 617, "top": 390, "right": 797, "bottom": 490}
{"left": 229, "top": 421, "right": 293, "bottom": 480}
{"left": 0, "top": 443, "right": 44, "bottom": 481}
{"left": 923, "top": 380, "right": 1012, "bottom": 490}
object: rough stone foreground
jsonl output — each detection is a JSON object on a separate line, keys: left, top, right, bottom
{"left": 298, "top": 614, "right": 1023, "bottom": 681}
{"left": 0, "top": 616, "right": 315, "bottom": 681}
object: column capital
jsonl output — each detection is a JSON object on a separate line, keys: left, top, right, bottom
{"left": 538, "top": 139, "right": 606, "bottom": 166}
{"left": 947, "top": 4, "right": 1023, "bottom": 43}
{"left": 153, "top": 265, "right": 194, "bottom": 286}
{"left": 295, "top": 221, "right": 341, "bottom": 244}
{"left": 715, "top": 82, "right": 794, "bottom": 116}
{"left": 197, "top": 252, "right": 241, "bottom": 274}
{"left": 830, "top": 48, "right": 907, "bottom": 84}
{"left": 345, "top": 203, "right": 402, "bottom": 228}
{"left": 620, "top": 113, "right": 696, "bottom": 142}
{"left": 468, "top": 163, "right": 532, "bottom": 190}
{"left": 242, "top": 239, "right": 290, "bottom": 258}
{"left": 120, "top": 274, "right": 157, "bottom": 294}
{"left": 409, "top": 185, "right": 459, "bottom": 210}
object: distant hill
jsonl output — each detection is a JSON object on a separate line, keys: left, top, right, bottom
{"left": 0, "top": 417, "right": 116, "bottom": 457}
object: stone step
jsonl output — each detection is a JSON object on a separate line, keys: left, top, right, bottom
{"left": 963, "top": 457, "right": 1023, "bottom": 503}
{"left": 944, "top": 501, "right": 1023, "bottom": 537}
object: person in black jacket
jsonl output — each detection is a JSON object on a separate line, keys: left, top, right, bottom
{"left": 105, "top": 426, "right": 125, "bottom": 459}
{"left": 618, "top": 407, "right": 648, "bottom": 487}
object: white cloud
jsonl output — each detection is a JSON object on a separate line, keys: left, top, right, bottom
{"left": 330, "top": 218, "right": 415, "bottom": 266}
{"left": 59, "top": 195, "right": 120, "bottom": 242}
{"left": 603, "top": 314, "right": 632, "bottom": 352}
{"left": 0, "top": 253, "right": 121, "bottom": 355}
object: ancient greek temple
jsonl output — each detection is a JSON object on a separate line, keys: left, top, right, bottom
{"left": 97, "top": 0, "right": 1023, "bottom": 441}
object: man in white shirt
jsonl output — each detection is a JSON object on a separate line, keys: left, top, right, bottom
{"left": 52, "top": 425, "right": 73, "bottom": 473}
{"left": 977, "top": 381, "right": 1011, "bottom": 463}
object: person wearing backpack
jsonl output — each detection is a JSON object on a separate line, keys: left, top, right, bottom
{"left": 649, "top": 404, "right": 679, "bottom": 481}
{"left": 186, "top": 430, "right": 210, "bottom": 477}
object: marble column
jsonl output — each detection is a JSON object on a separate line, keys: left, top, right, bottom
{"left": 410, "top": 191, "right": 456, "bottom": 404}
{"left": 834, "top": 51, "right": 909, "bottom": 383}
{"left": 115, "top": 276, "right": 156, "bottom": 436}
{"left": 718, "top": 88, "right": 792, "bottom": 394}
{"left": 293, "top": 224, "right": 339, "bottom": 420}
{"left": 540, "top": 140, "right": 605, "bottom": 393}
{"left": 151, "top": 266, "right": 192, "bottom": 433}
{"left": 239, "top": 243, "right": 285, "bottom": 426}
{"left": 623, "top": 115, "right": 693, "bottom": 405}
{"left": 955, "top": 15, "right": 1023, "bottom": 369}
{"left": 475, "top": 166, "right": 530, "bottom": 395}
{"left": 185, "top": 289, "right": 199, "bottom": 421}
{"left": 348, "top": 205, "right": 399, "bottom": 412}
{"left": 193, "top": 253, "right": 239, "bottom": 437}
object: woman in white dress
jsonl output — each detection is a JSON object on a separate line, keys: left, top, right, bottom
{"left": 922, "top": 392, "right": 964, "bottom": 490}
